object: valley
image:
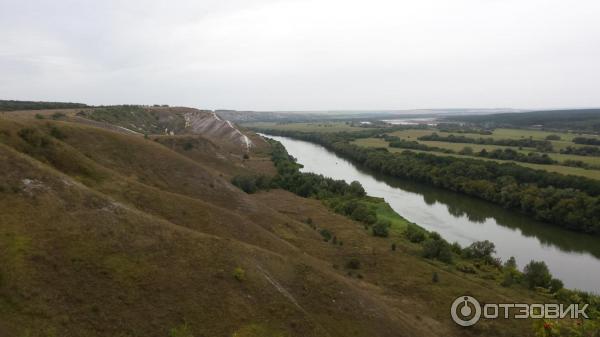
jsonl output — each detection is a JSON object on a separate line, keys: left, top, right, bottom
{"left": 0, "top": 104, "right": 599, "bottom": 336}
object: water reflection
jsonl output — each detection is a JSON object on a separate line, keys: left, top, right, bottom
{"left": 365, "top": 169, "right": 600, "bottom": 260}
{"left": 263, "top": 134, "right": 600, "bottom": 293}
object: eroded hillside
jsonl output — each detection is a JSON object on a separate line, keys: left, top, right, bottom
{"left": 0, "top": 111, "right": 544, "bottom": 337}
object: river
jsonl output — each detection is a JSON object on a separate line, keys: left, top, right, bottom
{"left": 262, "top": 134, "right": 600, "bottom": 294}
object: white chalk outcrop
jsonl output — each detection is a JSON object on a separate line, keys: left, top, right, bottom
{"left": 183, "top": 111, "right": 253, "bottom": 150}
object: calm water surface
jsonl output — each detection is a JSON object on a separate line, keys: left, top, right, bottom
{"left": 263, "top": 134, "right": 600, "bottom": 293}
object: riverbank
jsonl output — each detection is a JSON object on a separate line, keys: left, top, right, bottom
{"left": 258, "top": 133, "right": 600, "bottom": 294}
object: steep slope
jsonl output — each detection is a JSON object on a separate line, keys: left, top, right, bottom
{"left": 0, "top": 115, "right": 543, "bottom": 337}
{"left": 72, "top": 106, "right": 257, "bottom": 152}
{"left": 184, "top": 110, "right": 253, "bottom": 150}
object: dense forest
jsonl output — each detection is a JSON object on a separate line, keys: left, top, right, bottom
{"left": 254, "top": 129, "right": 600, "bottom": 235}
{"left": 446, "top": 109, "right": 600, "bottom": 132}
{"left": 0, "top": 100, "right": 88, "bottom": 111}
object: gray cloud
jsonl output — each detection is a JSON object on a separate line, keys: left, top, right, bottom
{"left": 1, "top": 0, "right": 599, "bottom": 110}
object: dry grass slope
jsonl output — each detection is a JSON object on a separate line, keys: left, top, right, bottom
{"left": 0, "top": 113, "right": 546, "bottom": 337}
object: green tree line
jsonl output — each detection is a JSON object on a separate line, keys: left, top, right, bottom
{"left": 418, "top": 132, "right": 554, "bottom": 152}
{"left": 383, "top": 135, "right": 556, "bottom": 165}
{"left": 254, "top": 129, "right": 600, "bottom": 234}
{"left": 232, "top": 140, "right": 395, "bottom": 237}
{"left": 0, "top": 100, "right": 88, "bottom": 112}
{"left": 573, "top": 137, "right": 600, "bottom": 146}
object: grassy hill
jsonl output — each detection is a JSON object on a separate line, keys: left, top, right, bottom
{"left": 0, "top": 111, "right": 570, "bottom": 337}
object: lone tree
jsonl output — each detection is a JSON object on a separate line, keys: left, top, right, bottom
{"left": 523, "top": 260, "right": 552, "bottom": 289}
{"left": 463, "top": 240, "right": 496, "bottom": 260}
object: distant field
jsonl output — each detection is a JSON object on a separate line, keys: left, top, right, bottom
{"left": 242, "top": 121, "right": 363, "bottom": 132}
{"left": 388, "top": 128, "right": 600, "bottom": 164}
{"left": 248, "top": 121, "right": 600, "bottom": 178}
{"left": 447, "top": 128, "right": 600, "bottom": 151}
{"left": 352, "top": 138, "right": 600, "bottom": 180}
{"left": 393, "top": 128, "right": 599, "bottom": 150}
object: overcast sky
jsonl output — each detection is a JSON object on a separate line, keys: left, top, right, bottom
{"left": 1, "top": 0, "right": 599, "bottom": 111}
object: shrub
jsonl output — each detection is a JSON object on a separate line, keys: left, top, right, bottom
{"left": 504, "top": 256, "right": 517, "bottom": 269}
{"left": 348, "top": 181, "right": 366, "bottom": 196}
{"left": 549, "top": 278, "right": 564, "bottom": 293}
{"left": 346, "top": 258, "right": 360, "bottom": 270}
{"left": 350, "top": 204, "right": 376, "bottom": 224}
{"left": 463, "top": 240, "right": 496, "bottom": 260}
{"left": 18, "top": 128, "right": 50, "bottom": 148}
{"left": 35, "top": 113, "right": 44, "bottom": 119}
{"left": 49, "top": 126, "right": 66, "bottom": 140}
{"left": 319, "top": 229, "right": 332, "bottom": 241}
{"left": 51, "top": 112, "right": 66, "bottom": 120}
{"left": 372, "top": 219, "right": 390, "bottom": 237}
{"left": 422, "top": 239, "right": 453, "bottom": 263}
{"left": 233, "top": 267, "right": 245, "bottom": 281}
{"left": 405, "top": 225, "right": 426, "bottom": 243}
{"left": 450, "top": 242, "right": 462, "bottom": 254}
{"left": 428, "top": 231, "right": 442, "bottom": 241}
{"left": 231, "top": 174, "right": 272, "bottom": 193}
{"left": 182, "top": 141, "right": 193, "bottom": 150}
{"left": 523, "top": 260, "right": 552, "bottom": 289}
{"left": 232, "top": 175, "right": 257, "bottom": 193}
{"left": 456, "top": 263, "right": 476, "bottom": 274}
{"left": 501, "top": 268, "right": 521, "bottom": 287}
{"left": 545, "top": 134, "right": 561, "bottom": 140}
{"left": 459, "top": 146, "right": 474, "bottom": 155}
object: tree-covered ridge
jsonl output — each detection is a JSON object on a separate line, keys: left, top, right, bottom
{"left": 446, "top": 109, "right": 600, "bottom": 132}
{"left": 0, "top": 99, "right": 88, "bottom": 111}
{"left": 253, "top": 129, "right": 600, "bottom": 234}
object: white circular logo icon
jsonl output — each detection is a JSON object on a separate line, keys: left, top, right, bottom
{"left": 451, "top": 296, "right": 482, "bottom": 326}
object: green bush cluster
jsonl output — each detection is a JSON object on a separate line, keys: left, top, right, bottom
{"left": 0, "top": 99, "right": 87, "bottom": 112}
{"left": 421, "top": 232, "right": 453, "bottom": 263}
{"left": 372, "top": 219, "right": 390, "bottom": 237}
{"left": 405, "top": 224, "right": 426, "bottom": 243}
{"left": 231, "top": 175, "right": 272, "bottom": 193}
{"left": 233, "top": 267, "right": 245, "bottom": 282}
